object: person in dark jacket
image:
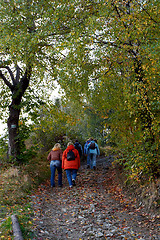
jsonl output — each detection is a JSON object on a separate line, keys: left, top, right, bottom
{"left": 62, "top": 142, "right": 80, "bottom": 189}
{"left": 47, "top": 143, "right": 63, "bottom": 187}
{"left": 74, "top": 139, "right": 83, "bottom": 158}
{"left": 84, "top": 138, "right": 92, "bottom": 168}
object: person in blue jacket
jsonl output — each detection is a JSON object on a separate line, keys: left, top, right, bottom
{"left": 87, "top": 139, "right": 100, "bottom": 170}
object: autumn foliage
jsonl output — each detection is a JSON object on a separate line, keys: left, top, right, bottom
{"left": 0, "top": 1, "right": 159, "bottom": 181}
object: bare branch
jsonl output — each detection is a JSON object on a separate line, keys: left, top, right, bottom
{"left": 20, "top": 64, "right": 32, "bottom": 95}
{"left": 0, "top": 70, "right": 13, "bottom": 90}
{"left": 0, "top": 66, "right": 16, "bottom": 85}
{"left": 16, "top": 65, "right": 21, "bottom": 83}
{"left": 137, "top": 3, "right": 159, "bottom": 24}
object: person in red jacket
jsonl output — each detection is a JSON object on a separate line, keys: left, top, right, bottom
{"left": 47, "top": 143, "right": 63, "bottom": 188}
{"left": 62, "top": 142, "right": 80, "bottom": 189}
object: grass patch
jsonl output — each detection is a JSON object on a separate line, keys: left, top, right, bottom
{"left": 0, "top": 216, "right": 13, "bottom": 239}
{"left": 0, "top": 204, "right": 35, "bottom": 239}
{"left": 0, "top": 154, "right": 50, "bottom": 239}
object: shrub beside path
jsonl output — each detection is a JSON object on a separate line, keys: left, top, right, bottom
{"left": 30, "top": 157, "right": 159, "bottom": 240}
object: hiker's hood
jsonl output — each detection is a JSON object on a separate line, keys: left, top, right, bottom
{"left": 67, "top": 144, "right": 75, "bottom": 151}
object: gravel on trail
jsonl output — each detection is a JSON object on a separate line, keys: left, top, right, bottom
{"left": 30, "top": 158, "right": 159, "bottom": 240}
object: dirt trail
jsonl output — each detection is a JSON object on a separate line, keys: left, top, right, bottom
{"left": 30, "top": 158, "right": 159, "bottom": 240}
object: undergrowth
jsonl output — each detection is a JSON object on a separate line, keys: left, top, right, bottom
{"left": 0, "top": 154, "right": 50, "bottom": 239}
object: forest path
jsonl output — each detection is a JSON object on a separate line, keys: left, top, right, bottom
{"left": 30, "top": 157, "right": 159, "bottom": 240}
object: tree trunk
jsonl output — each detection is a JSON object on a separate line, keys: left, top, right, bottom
{"left": 134, "top": 59, "right": 154, "bottom": 144}
{"left": 0, "top": 65, "right": 32, "bottom": 162}
{"left": 7, "top": 104, "right": 21, "bottom": 161}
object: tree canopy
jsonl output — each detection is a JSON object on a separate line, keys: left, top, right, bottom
{"left": 0, "top": 0, "right": 159, "bottom": 179}
{"left": 56, "top": 0, "right": 160, "bottom": 178}
{"left": 0, "top": 0, "right": 100, "bottom": 159}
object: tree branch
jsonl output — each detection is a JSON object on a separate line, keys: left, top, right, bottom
{"left": 16, "top": 65, "right": 21, "bottom": 83}
{"left": 138, "top": 3, "right": 159, "bottom": 24}
{"left": 105, "top": 63, "right": 113, "bottom": 75}
{"left": 20, "top": 64, "right": 32, "bottom": 95}
{"left": 0, "top": 70, "right": 13, "bottom": 90}
{"left": 0, "top": 66, "right": 16, "bottom": 84}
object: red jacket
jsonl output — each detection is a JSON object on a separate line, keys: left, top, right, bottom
{"left": 62, "top": 145, "right": 80, "bottom": 170}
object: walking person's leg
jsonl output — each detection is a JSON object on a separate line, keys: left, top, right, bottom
{"left": 93, "top": 154, "right": 97, "bottom": 170}
{"left": 57, "top": 167, "right": 62, "bottom": 187}
{"left": 87, "top": 154, "right": 90, "bottom": 168}
{"left": 65, "top": 169, "right": 73, "bottom": 188}
{"left": 71, "top": 169, "right": 78, "bottom": 186}
{"left": 50, "top": 163, "right": 56, "bottom": 187}
{"left": 90, "top": 153, "right": 93, "bottom": 169}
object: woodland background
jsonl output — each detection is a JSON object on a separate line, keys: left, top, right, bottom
{"left": 0, "top": 1, "right": 159, "bottom": 237}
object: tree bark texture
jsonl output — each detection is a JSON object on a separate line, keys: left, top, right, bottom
{"left": 7, "top": 104, "right": 21, "bottom": 159}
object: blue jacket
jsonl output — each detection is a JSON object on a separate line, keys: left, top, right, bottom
{"left": 87, "top": 141, "right": 100, "bottom": 155}
{"left": 84, "top": 140, "right": 91, "bottom": 154}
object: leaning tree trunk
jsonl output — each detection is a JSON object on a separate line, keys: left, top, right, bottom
{"left": 0, "top": 65, "right": 32, "bottom": 162}
{"left": 8, "top": 67, "right": 32, "bottom": 162}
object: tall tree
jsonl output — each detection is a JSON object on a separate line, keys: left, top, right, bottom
{"left": 0, "top": 0, "right": 98, "bottom": 161}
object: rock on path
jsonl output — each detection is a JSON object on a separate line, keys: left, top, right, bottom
{"left": 30, "top": 161, "right": 159, "bottom": 240}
